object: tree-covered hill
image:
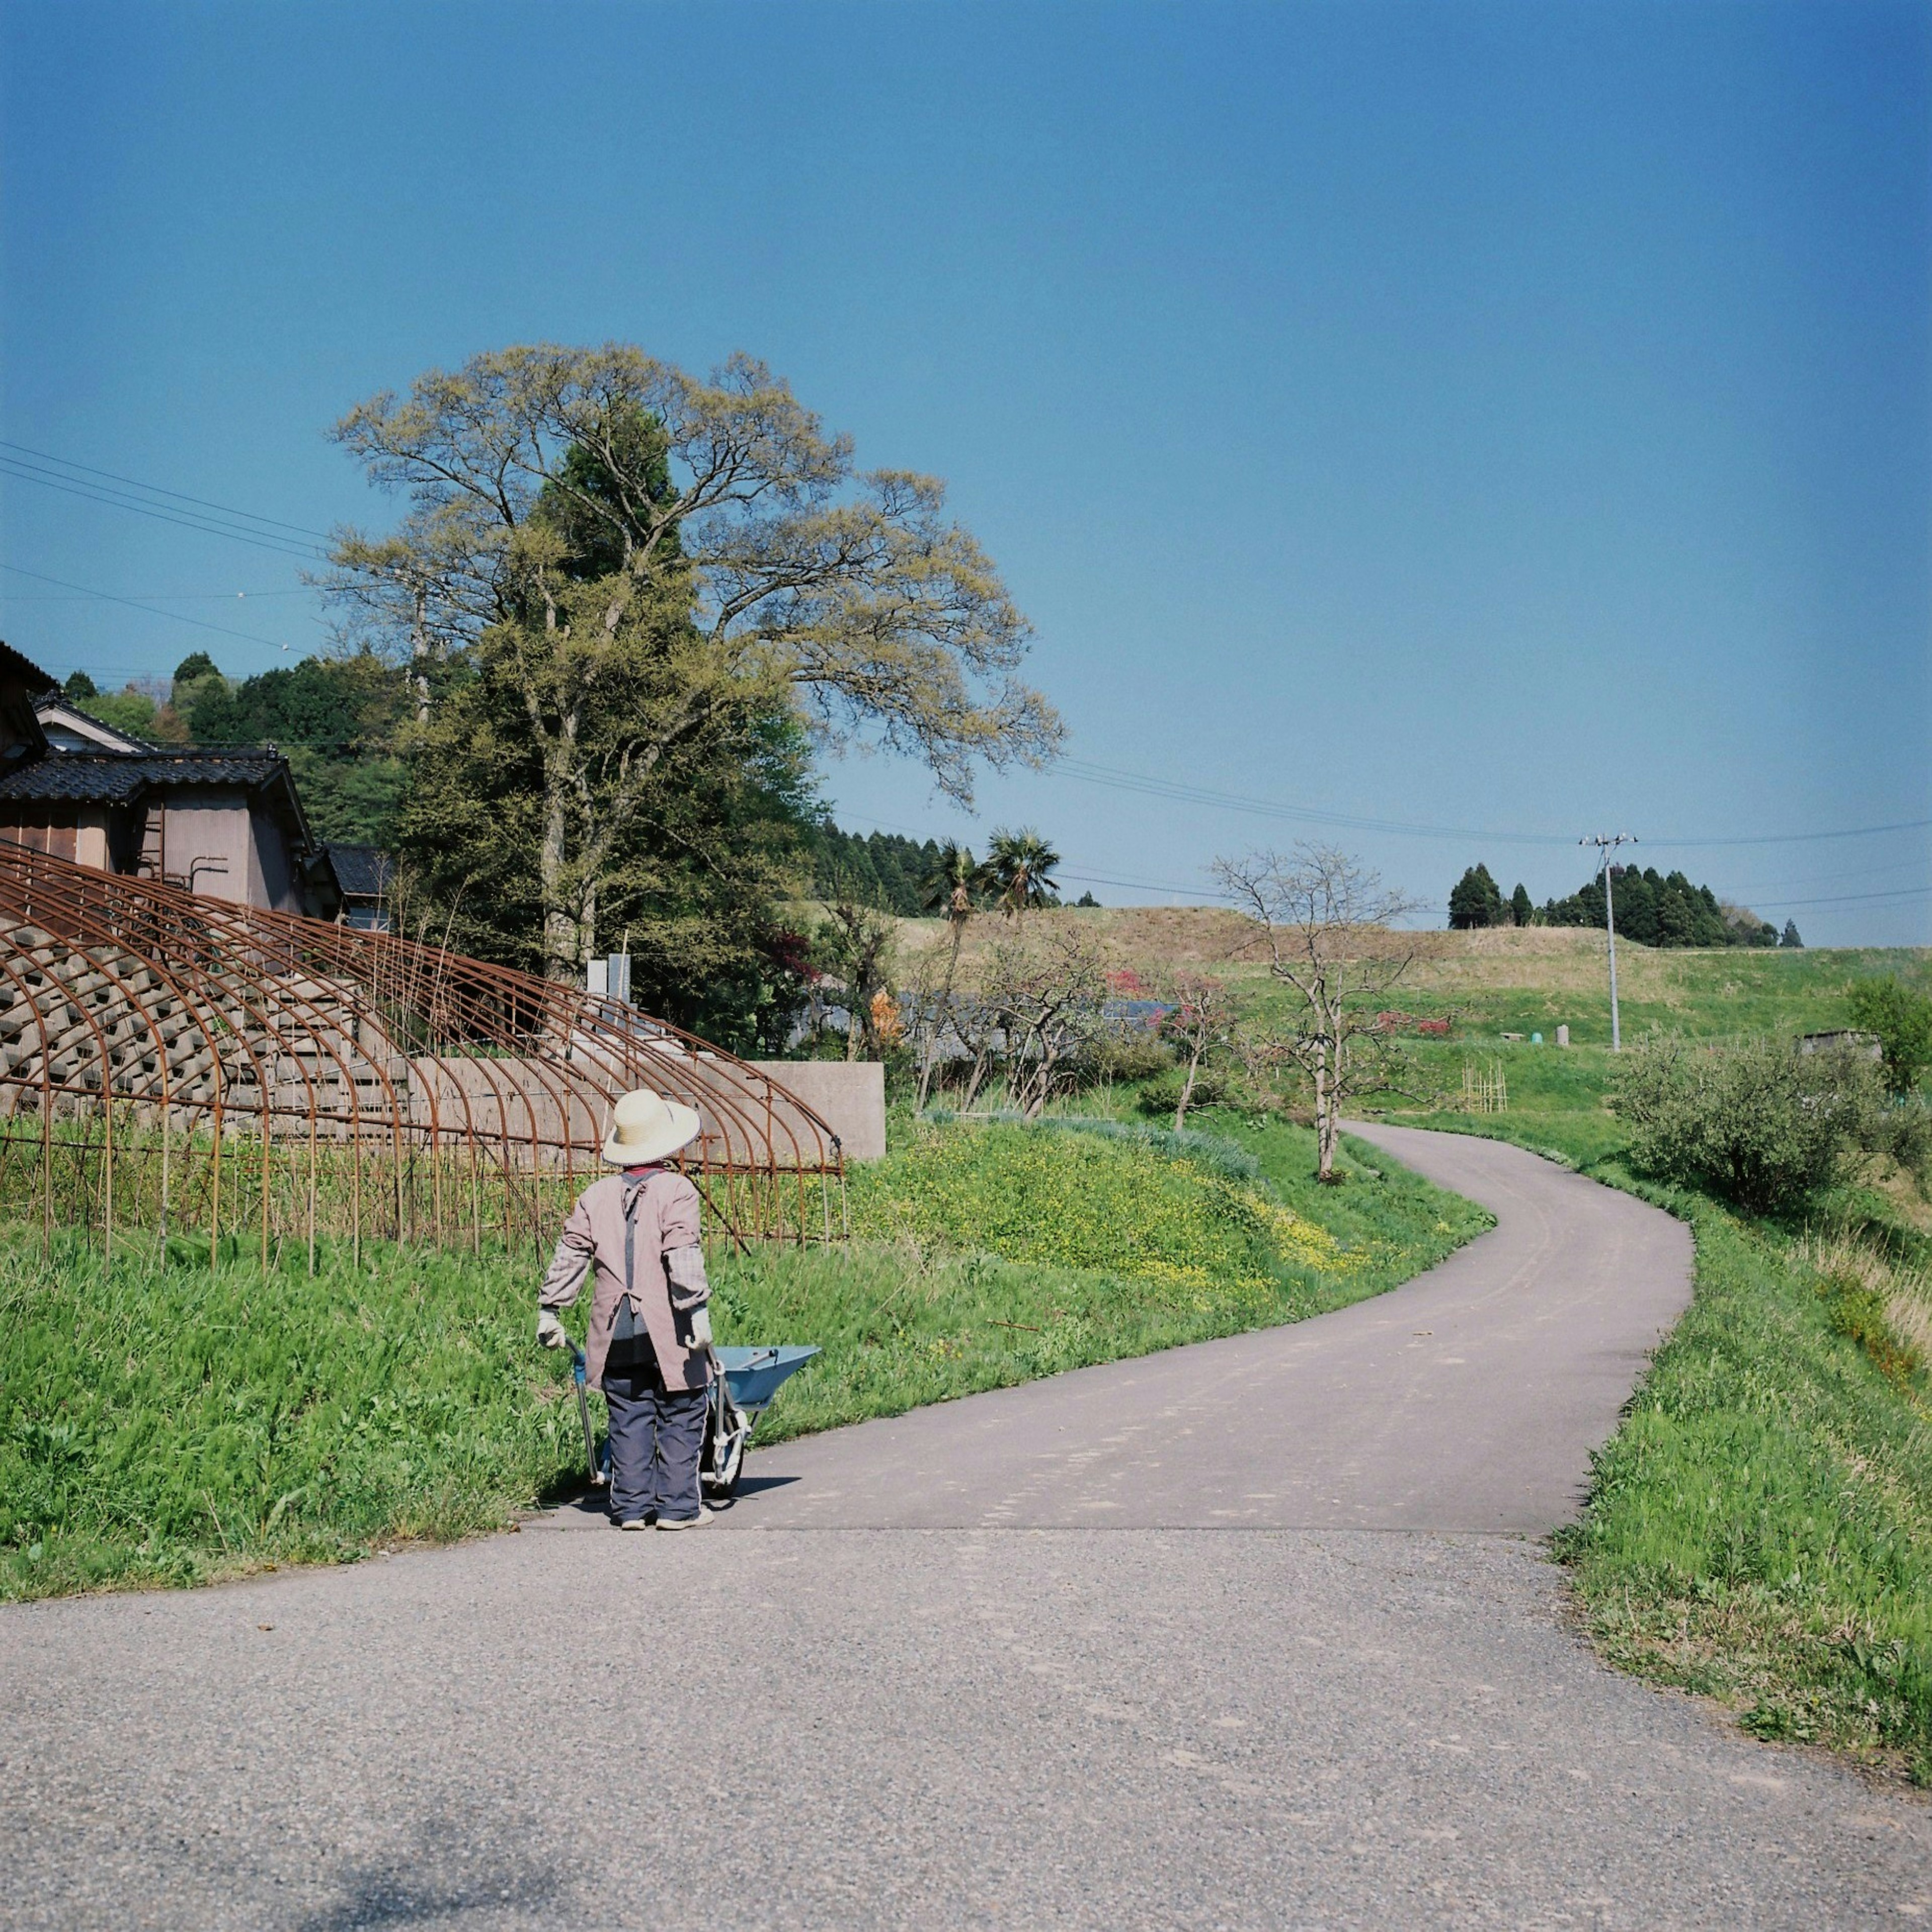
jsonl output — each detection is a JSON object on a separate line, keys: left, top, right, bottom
{"left": 811, "top": 821, "right": 941, "bottom": 914}
{"left": 1449, "top": 859, "right": 1788, "bottom": 948}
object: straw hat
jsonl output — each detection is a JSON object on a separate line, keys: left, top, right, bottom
{"left": 601, "top": 1087, "right": 702, "bottom": 1167}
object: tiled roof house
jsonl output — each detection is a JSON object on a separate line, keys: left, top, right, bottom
{"left": 0, "top": 643, "right": 344, "bottom": 918}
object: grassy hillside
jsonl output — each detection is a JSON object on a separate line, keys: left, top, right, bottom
{"left": 0, "top": 1115, "right": 1485, "bottom": 1602}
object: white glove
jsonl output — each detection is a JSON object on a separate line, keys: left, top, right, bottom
{"left": 686, "top": 1306, "right": 713, "bottom": 1349}
{"left": 537, "top": 1309, "right": 568, "bottom": 1350}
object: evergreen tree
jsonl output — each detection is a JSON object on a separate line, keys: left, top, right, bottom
{"left": 809, "top": 822, "right": 943, "bottom": 914}
{"left": 1509, "top": 882, "right": 1534, "bottom": 927}
{"left": 1448, "top": 863, "right": 1506, "bottom": 929}
{"left": 1781, "top": 920, "right": 1803, "bottom": 949}
{"left": 182, "top": 652, "right": 414, "bottom": 846}
{"left": 1541, "top": 865, "right": 1772, "bottom": 949}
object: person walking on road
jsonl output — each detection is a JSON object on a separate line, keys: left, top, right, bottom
{"left": 537, "top": 1088, "right": 716, "bottom": 1531}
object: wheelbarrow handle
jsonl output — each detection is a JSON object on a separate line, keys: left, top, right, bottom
{"left": 571, "top": 1346, "right": 601, "bottom": 1486}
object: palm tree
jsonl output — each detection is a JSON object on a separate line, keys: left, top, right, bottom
{"left": 984, "top": 828, "right": 1061, "bottom": 917}
{"left": 922, "top": 841, "right": 984, "bottom": 961}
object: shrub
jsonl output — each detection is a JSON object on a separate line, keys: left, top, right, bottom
{"left": 1846, "top": 976, "right": 1932, "bottom": 1098}
{"left": 1611, "top": 1035, "right": 1892, "bottom": 1214}
{"left": 1082, "top": 1026, "right": 1173, "bottom": 1085}
{"left": 1135, "top": 1064, "right": 1232, "bottom": 1117}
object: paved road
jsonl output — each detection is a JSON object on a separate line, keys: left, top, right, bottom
{"left": 4, "top": 1128, "right": 1927, "bottom": 1929}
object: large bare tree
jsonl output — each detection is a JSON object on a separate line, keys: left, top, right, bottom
{"left": 324, "top": 344, "right": 1061, "bottom": 982}
{"left": 1213, "top": 845, "right": 1419, "bottom": 1180}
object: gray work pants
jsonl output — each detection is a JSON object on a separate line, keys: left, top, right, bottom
{"left": 602, "top": 1359, "right": 707, "bottom": 1523}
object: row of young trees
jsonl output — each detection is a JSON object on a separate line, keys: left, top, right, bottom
{"left": 1448, "top": 861, "right": 1799, "bottom": 949}
{"left": 808, "top": 841, "right": 1416, "bottom": 1182}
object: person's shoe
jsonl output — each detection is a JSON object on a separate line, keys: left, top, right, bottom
{"left": 617, "top": 1514, "right": 654, "bottom": 1531}
{"left": 656, "top": 1507, "right": 714, "bottom": 1532}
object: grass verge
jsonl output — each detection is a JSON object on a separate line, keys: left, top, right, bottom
{"left": 2, "top": 1115, "right": 1485, "bottom": 1602}
{"left": 1374, "top": 1094, "right": 1932, "bottom": 1783}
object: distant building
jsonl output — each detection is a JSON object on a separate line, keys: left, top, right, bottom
{"left": 32, "top": 686, "right": 154, "bottom": 755}
{"left": 325, "top": 842, "right": 393, "bottom": 931}
{"left": 1797, "top": 1030, "right": 1883, "bottom": 1061}
{"left": 0, "top": 641, "right": 342, "bottom": 918}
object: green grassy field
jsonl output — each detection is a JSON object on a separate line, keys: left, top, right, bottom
{"left": 0, "top": 1114, "right": 1485, "bottom": 1602}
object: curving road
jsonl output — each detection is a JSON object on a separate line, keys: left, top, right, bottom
{"left": 3, "top": 1127, "right": 1927, "bottom": 1929}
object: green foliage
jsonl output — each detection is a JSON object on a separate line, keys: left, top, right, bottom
{"left": 80, "top": 686, "right": 159, "bottom": 741}
{"left": 1781, "top": 920, "right": 1804, "bottom": 950}
{"left": 327, "top": 345, "right": 1058, "bottom": 996}
{"left": 403, "top": 625, "right": 819, "bottom": 1050}
{"left": 1542, "top": 865, "right": 1776, "bottom": 948}
{"left": 60, "top": 670, "right": 96, "bottom": 701}
{"left": 1847, "top": 976, "right": 1932, "bottom": 1098}
{"left": 173, "top": 652, "right": 220, "bottom": 684}
{"left": 1447, "top": 862, "right": 1505, "bottom": 929}
{"left": 1509, "top": 881, "right": 1534, "bottom": 927}
{"left": 1816, "top": 1265, "right": 1922, "bottom": 1389}
{"left": 2, "top": 1116, "right": 1487, "bottom": 1600}
{"left": 184, "top": 651, "right": 415, "bottom": 845}
{"left": 983, "top": 827, "right": 1061, "bottom": 913}
{"left": 847, "top": 1116, "right": 1451, "bottom": 1295}
{"left": 1135, "top": 1064, "right": 1232, "bottom": 1117}
{"left": 1032, "top": 1113, "right": 1267, "bottom": 1183}
{"left": 813, "top": 822, "right": 941, "bottom": 915}
{"left": 0, "top": 1233, "right": 582, "bottom": 1600}
{"left": 1083, "top": 1025, "right": 1173, "bottom": 1085}
{"left": 1612, "top": 1034, "right": 1893, "bottom": 1214}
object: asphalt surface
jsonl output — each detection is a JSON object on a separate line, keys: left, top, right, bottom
{"left": 5, "top": 1127, "right": 1928, "bottom": 1929}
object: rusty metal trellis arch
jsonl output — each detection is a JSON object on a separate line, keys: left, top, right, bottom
{"left": 0, "top": 837, "right": 844, "bottom": 1266}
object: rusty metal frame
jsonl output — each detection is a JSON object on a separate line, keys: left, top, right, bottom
{"left": 0, "top": 837, "right": 844, "bottom": 1263}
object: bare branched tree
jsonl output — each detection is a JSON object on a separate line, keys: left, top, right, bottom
{"left": 1212, "top": 844, "right": 1419, "bottom": 1180}
{"left": 959, "top": 918, "right": 1110, "bottom": 1117}
{"left": 1155, "top": 971, "right": 1231, "bottom": 1131}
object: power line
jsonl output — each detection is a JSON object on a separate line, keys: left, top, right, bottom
{"left": 0, "top": 563, "right": 305, "bottom": 654}
{"left": 0, "top": 457, "right": 326, "bottom": 562}
{"left": 0, "top": 439, "right": 332, "bottom": 540}
{"left": 1746, "top": 884, "right": 1932, "bottom": 912}
{"left": 1057, "top": 866, "right": 1229, "bottom": 901}
{"left": 0, "top": 588, "right": 309, "bottom": 602}
{"left": 1057, "top": 757, "right": 1574, "bottom": 847}
{"left": 1055, "top": 755, "right": 1932, "bottom": 852}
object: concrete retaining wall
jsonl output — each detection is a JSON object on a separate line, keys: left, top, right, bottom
{"left": 750, "top": 1059, "right": 886, "bottom": 1161}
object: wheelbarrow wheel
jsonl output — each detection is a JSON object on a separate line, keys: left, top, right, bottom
{"left": 704, "top": 1421, "right": 747, "bottom": 1499}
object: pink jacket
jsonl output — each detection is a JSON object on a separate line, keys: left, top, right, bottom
{"left": 539, "top": 1167, "right": 710, "bottom": 1390}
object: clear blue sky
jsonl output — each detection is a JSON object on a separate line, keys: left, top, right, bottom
{"left": 3, "top": 0, "right": 1926, "bottom": 942}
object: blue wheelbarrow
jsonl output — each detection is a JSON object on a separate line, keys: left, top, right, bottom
{"left": 571, "top": 1342, "right": 820, "bottom": 1501}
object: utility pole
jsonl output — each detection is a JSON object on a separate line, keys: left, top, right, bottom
{"left": 1580, "top": 833, "right": 1636, "bottom": 1049}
